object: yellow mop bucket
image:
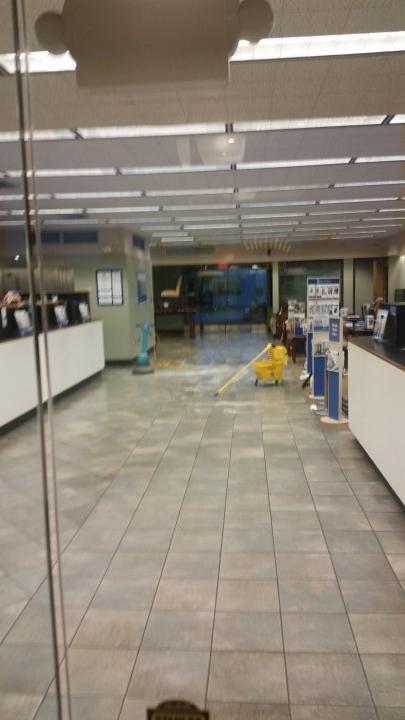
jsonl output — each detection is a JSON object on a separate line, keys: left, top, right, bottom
{"left": 254, "top": 345, "right": 288, "bottom": 386}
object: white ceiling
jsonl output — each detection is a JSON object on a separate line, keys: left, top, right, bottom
{"left": 1, "top": 0, "right": 405, "bottom": 257}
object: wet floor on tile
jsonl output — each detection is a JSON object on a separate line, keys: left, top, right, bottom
{"left": 1, "top": 331, "right": 405, "bottom": 720}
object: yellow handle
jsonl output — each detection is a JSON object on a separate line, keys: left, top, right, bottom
{"left": 214, "top": 343, "right": 272, "bottom": 397}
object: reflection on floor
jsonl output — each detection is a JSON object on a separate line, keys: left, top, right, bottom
{"left": 1, "top": 331, "right": 405, "bottom": 720}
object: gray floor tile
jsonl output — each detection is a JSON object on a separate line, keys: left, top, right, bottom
{"left": 213, "top": 612, "right": 283, "bottom": 651}
{"left": 171, "top": 530, "right": 222, "bottom": 553}
{"left": 0, "top": 694, "right": 43, "bottom": 720}
{"left": 362, "top": 654, "right": 405, "bottom": 707}
{"left": 208, "top": 652, "right": 288, "bottom": 703}
{"left": 318, "top": 512, "right": 371, "bottom": 531}
{"left": 92, "top": 576, "right": 158, "bottom": 610}
{"left": 142, "top": 610, "right": 214, "bottom": 650}
{"left": 108, "top": 552, "right": 166, "bottom": 579}
{"left": 368, "top": 514, "right": 405, "bottom": 532}
{"left": 128, "top": 650, "right": 210, "bottom": 703}
{"left": 35, "top": 696, "right": 121, "bottom": 720}
{"left": 163, "top": 552, "right": 220, "bottom": 579}
{"left": 339, "top": 581, "right": 405, "bottom": 613}
{"left": 291, "top": 707, "right": 377, "bottom": 720}
{"left": 217, "top": 579, "right": 280, "bottom": 613}
{"left": 220, "top": 553, "right": 277, "bottom": 580}
{"left": 387, "top": 555, "right": 405, "bottom": 581}
{"left": 120, "top": 529, "right": 173, "bottom": 552}
{"left": 279, "top": 580, "right": 345, "bottom": 613}
{"left": 269, "top": 496, "right": 315, "bottom": 512}
{"left": 314, "top": 496, "right": 362, "bottom": 512}
{"left": 283, "top": 613, "right": 357, "bottom": 652}
{"left": 358, "top": 496, "right": 403, "bottom": 514}
{"left": 208, "top": 702, "right": 290, "bottom": 720}
{"left": 62, "top": 647, "right": 135, "bottom": 696}
{"left": 376, "top": 710, "right": 405, "bottom": 720}
{"left": 377, "top": 532, "right": 405, "bottom": 554}
{"left": 286, "top": 653, "right": 373, "bottom": 706}
{"left": 332, "top": 553, "right": 397, "bottom": 581}
{"left": 224, "top": 511, "right": 271, "bottom": 530}
{"left": 349, "top": 613, "right": 405, "bottom": 653}
{"left": 177, "top": 510, "right": 224, "bottom": 531}
{"left": 309, "top": 480, "right": 354, "bottom": 495}
{"left": 222, "top": 529, "right": 273, "bottom": 553}
{"left": 0, "top": 646, "right": 55, "bottom": 694}
{"left": 276, "top": 553, "right": 335, "bottom": 580}
{"left": 272, "top": 511, "right": 321, "bottom": 531}
{"left": 274, "top": 530, "right": 328, "bottom": 553}
{"left": 153, "top": 578, "right": 217, "bottom": 611}
{"left": 324, "top": 530, "right": 383, "bottom": 554}
{"left": 72, "top": 608, "right": 149, "bottom": 649}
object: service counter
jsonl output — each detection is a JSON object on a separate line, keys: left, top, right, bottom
{"left": 0, "top": 321, "right": 105, "bottom": 430}
{"left": 348, "top": 336, "right": 405, "bottom": 505}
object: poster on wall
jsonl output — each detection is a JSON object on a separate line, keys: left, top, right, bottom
{"left": 96, "top": 270, "right": 124, "bottom": 306}
{"left": 307, "top": 278, "right": 340, "bottom": 318}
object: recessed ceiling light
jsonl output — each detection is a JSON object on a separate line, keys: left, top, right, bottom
{"left": 390, "top": 115, "right": 405, "bottom": 125}
{"left": 153, "top": 232, "right": 190, "bottom": 237}
{"left": 164, "top": 204, "right": 237, "bottom": 211}
{"left": 238, "top": 158, "right": 351, "bottom": 170}
{"left": 184, "top": 224, "right": 240, "bottom": 230}
{"left": 319, "top": 197, "right": 398, "bottom": 204}
{"left": 161, "top": 237, "right": 194, "bottom": 244}
{"left": 241, "top": 201, "right": 316, "bottom": 208}
{"left": 121, "top": 165, "right": 230, "bottom": 175}
{"left": 141, "top": 225, "right": 181, "bottom": 232}
{"left": 37, "top": 208, "right": 82, "bottom": 216}
{"left": 356, "top": 156, "right": 405, "bottom": 164}
{"left": 0, "top": 194, "right": 24, "bottom": 201}
{"left": 231, "top": 32, "right": 405, "bottom": 62}
{"left": 146, "top": 188, "right": 234, "bottom": 197}
{"left": 54, "top": 191, "right": 144, "bottom": 200}
{"left": 36, "top": 168, "right": 117, "bottom": 177}
{"left": 78, "top": 123, "right": 225, "bottom": 139}
{"left": 89, "top": 206, "right": 160, "bottom": 214}
{"left": 335, "top": 180, "right": 405, "bottom": 188}
{"left": 14, "top": 254, "right": 21, "bottom": 261}
{"left": 0, "top": 51, "right": 76, "bottom": 74}
{"left": 234, "top": 116, "right": 386, "bottom": 132}
{"left": 311, "top": 209, "right": 376, "bottom": 215}
{"left": 242, "top": 213, "right": 306, "bottom": 219}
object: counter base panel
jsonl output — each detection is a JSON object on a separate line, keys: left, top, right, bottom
{"left": 349, "top": 341, "right": 405, "bottom": 506}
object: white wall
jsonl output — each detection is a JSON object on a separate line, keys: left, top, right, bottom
{"left": 354, "top": 259, "right": 374, "bottom": 314}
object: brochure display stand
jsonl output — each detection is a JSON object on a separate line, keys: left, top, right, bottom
{"left": 310, "top": 315, "right": 330, "bottom": 401}
{"left": 322, "top": 317, "right": 347, "bottom": 425}
{"left": 307, "top": 277, "right": 340, "bottom": 318}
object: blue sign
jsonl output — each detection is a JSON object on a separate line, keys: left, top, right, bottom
{"left": 329, "top": 318, "right": 341, "bottom": 343}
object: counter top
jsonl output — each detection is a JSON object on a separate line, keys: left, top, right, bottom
{"left": 349, "top": 335, "right": 405, "bottom": 372}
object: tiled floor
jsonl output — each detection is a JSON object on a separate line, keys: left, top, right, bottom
{"left": 1, "top": 330, "right": 405, "bottom": 720}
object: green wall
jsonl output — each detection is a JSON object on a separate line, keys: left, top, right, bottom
{"left": 73, "top": 249, "right": 155, "bottom": 362}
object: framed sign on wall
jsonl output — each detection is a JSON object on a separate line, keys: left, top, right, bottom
{"left": 96, "top": 270, "right": 124, "bottom": 306}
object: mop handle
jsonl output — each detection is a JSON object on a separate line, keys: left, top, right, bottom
{"left": 214, "top": 343, "right": 272, "bottom": 397}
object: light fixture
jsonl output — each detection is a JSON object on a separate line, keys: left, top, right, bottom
{"left": 234, "top": 116, "right": 386, "bottom": 131}
{"left": 0, "top": 51, "right": 76, "bottom": 74}
{"left": 231, "top": 31, "right": 405, "bottom": 62}
{"left": 88, "top": 206, "right": 160, "bottom": 214}
{"left": 36, "top": 168, "right": 117, "bottom": 177}
{"left": 54, "top": 191, "right": 144, "bottom": 200}
{"left": 14, "top": 254, "right": 20, "bottom": 261}
{"left": 164, "top": 204, "right": 237, "bottom": 211}
{"left": 146, "top": 188, "right": 234, "bottom": 197}
{"left": 241, "top": 201, "right": 316, "bottom": 208}
{"left": 121, "top": 165, "right": 230, "bottom": 175}
{"left": 390, "top": 116, "right": 405, "bottom": 125}
{"left": 242, "top": 213, "right": 306, "bottom": 219}
{"left": 319, "top": 197, "right": 399, "bottom": 204}
{"left": 356, "top": 156, "right": 405, "bottom": 164}
{"left": 78, "top": 123, "right": 225, "bottom": 138}
{"left": 184, "top": 223, "right": 240, "bottom": 230}
{"left": 161, "top": 237, "right": 194, "bottom": 244}
{"left": 153, "top": 231, "right": 190, "bottom": 238}
{"left": 238, "top": 158, "right": 351, "bottom": 170}
{"left": 335, "top": 180, "right": 405, "bottom": 188}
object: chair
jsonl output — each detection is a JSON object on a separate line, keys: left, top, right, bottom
{"left": 161, "top": 275, "right": 183, "bottom": 301}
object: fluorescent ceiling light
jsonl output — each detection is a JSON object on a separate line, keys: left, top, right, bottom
{"left": 357, "top": 156, "right": 405, "bottom": 163}
{"left": 352, "top": 224, "right": 402, "bottom": 229}
{"left": 0, "top": 129, "right": 76, "bottom": 142}
{"left": 234, "top": 116, "right": 385, "bottom": 132}
{"left": 362, "top": 216, "right": 405, "bottom": 221}
{"left": 241, "top": 221, "right": 299, "bottom": 227}
{"left": 390, "top": 115, "right": 405, "bottom": 124}
{"left": 36, "top": 168, "right": 117, "bottom": 177}
{"left": 37, "top": 208, "right": 81, "bottom": 216}
{"left": 121, "top": 165, "right": 229, "bottom": 175}
{"left": 311, "top": 209, "right": 376, "bottom": 215}
{"left": 44, "top": 219, "right": 100, "bottom": 225}
{"left": 241, "top": 201, "right": 316, "bottom": 208}
{"left": 153, "top": 232, "right": 190, "bottom": 238}
{"left": 185, "top": 224, "right": 240, "bottom": 230}
{"left": 146, "top": 188, "right": 235, "bottom": 197}
{"left": 335, "top": 180, "right": 405, "bottom": 188}
{"left": 0, "top": 51, "right": 76, "bottom": 74}
{"left": 242, "top": 213, "right": 305, "bottom": 219}
{"left": 54, "top": 191, "right": 144, "bottom": 200}
{"left": 320, "top": 197, "right": 398, "bottom": 204}
{"left": 160, "top": 237, "right": 194, "bottom": 245}
{"left": 164, "top": 204, "right": 236, "bottom": 211}
{"left": 238, "top": 158, "right": 350, "bottom": 170}
{"left": 231, "top": 32, "right": 405, "bottom": 62}
{"left": 141, "top": 225, "right": 181, "bottom": 231}
{"left": 78, "top": 123, "right": 225, "bottom": 138}
{"left": 0, "top": 194, "right": 23, "bottom": 201}
{"left": 175, "top": 215, "right": 237, "bottom": 222}
{"left": 89, "top": 206, "right": 160, "bottom": 214}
